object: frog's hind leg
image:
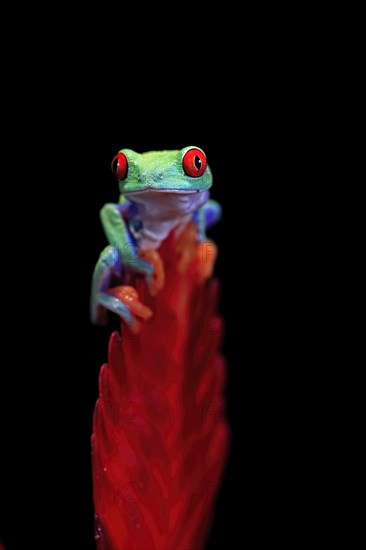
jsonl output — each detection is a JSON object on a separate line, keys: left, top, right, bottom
{"left": 91, "top": 245, "right": 152, "bottom": 332}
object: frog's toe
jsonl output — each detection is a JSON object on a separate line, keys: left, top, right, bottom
{"left": 96, "top": 287, "right": 153, "bottom": 333}
{"left": 194, "top": 240, "right": 217, "bottom": 283}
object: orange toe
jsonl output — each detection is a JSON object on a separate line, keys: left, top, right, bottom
{"left": 107, "top": 286, "right": 153, "bottom": 320}
{"left": 195, "top": 240, "right": 217, "bottom": 282}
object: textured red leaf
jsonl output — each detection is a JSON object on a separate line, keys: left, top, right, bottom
{"left": 92, "top": 232, "right": 230, "bottom": 550}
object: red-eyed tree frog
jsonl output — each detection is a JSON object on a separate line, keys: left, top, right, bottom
{"left": 91, "top": 146, "right": 221, "bottom": 331}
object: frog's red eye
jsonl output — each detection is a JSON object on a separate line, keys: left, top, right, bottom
{"left": 111, "top": 152, "right": 128, "bottom": 180}
{"left": 182, "top": 148, "right": 207, "bottom": 177}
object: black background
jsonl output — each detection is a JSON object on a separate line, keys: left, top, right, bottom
{"left": 0, "top": 62, "right": 307, "bottom": 548}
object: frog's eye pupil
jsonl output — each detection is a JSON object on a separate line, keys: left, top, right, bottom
{"left": 111, "top": 152, "right": 128, "bottom": 180}
{"left": 194, "top": 156, "right": 202, "bottom": 170}
{"left": 182, "top": 148, "right": 207, "bottom": 177}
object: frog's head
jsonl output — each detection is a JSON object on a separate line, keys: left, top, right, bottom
{"left": 111, "top": 146, "right": 212, "bottom": 196}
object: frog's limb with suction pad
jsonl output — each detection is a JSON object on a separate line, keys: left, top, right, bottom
{"left": 90, "top": 201, "right": 155, "bottom": 332}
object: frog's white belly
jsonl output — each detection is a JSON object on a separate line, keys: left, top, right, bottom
{"left": 129, "top": 190, "right": 209, "bottom": 251}
{"left": 138, "top": 214, "right": 192, "bottom": 250}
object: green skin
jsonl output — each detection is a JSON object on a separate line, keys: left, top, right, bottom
{"left": 91, "top": 146, "right": 222, "bottom": 327}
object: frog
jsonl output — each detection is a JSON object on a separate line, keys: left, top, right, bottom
{"left": 91, "top": 145, "right": 222, "bottom": 331}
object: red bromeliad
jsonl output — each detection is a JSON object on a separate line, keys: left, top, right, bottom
{"left": 91, "top": 147, "right": 230, "bottom": 549}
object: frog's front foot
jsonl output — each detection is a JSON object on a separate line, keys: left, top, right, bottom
{"left": 98, "top": 286, "right": 153, "bottom": 334}
{"left": 175, "top": 223, "right": 217, "bottom": 282}
{"left": 194, "top": 239, "right": 217, "bottom": 283}
{"left": 139, "top": 249, "right": 165, "bottom": 296}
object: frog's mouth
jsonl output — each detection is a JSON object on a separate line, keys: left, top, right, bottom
{"left": 123, "top": 188, "right": 204, "bottom": 195}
